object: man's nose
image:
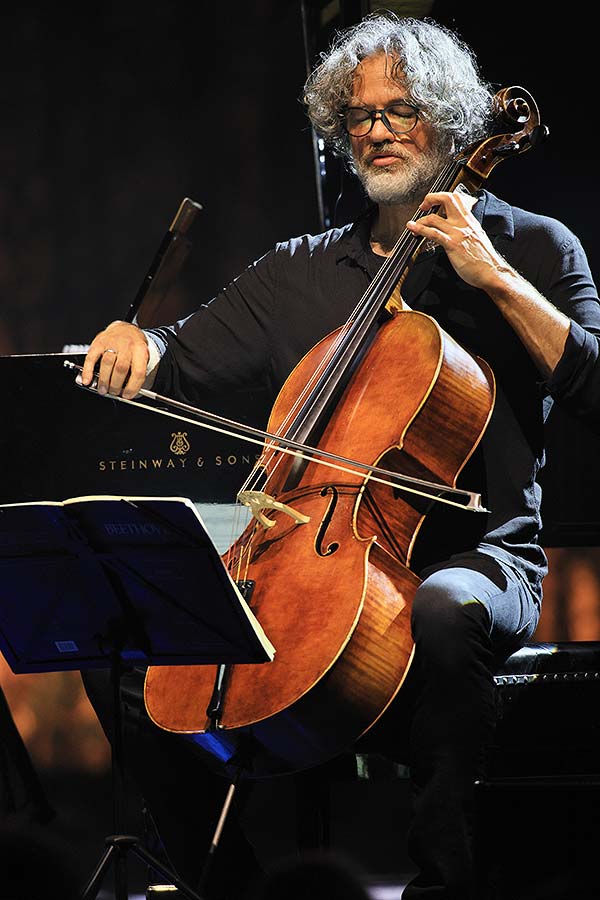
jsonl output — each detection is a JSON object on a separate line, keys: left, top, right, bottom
{"left": 369, "top": 113, "right": 396, "bottom": 141}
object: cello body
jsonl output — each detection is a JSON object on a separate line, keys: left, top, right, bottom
{"left": 144, "top": 310, "right": 495, "bottom": 777}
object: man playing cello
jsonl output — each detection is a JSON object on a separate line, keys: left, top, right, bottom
{"left": 81, "top": 13, "right": 600, "bottom": 899}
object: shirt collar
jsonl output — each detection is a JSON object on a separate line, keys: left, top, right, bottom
{"left": 471, "top": 189, "right": 515, "bottom": 239}
{"left": 335, "top": 188, "right": 516, "bottom": 269}
{"left": 334, "top": 206, "right": 376, "bottom": 269}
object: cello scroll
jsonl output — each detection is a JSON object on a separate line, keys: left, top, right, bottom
{"left": 456, "top": 85, "right": 549, "bottom": 193}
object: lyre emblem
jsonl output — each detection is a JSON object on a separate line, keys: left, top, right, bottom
{"left": 170, "top": 431, "right": 190, "bottom": 455}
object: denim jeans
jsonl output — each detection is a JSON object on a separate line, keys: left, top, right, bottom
{"left": 370, "top": 550, "right": 542, "bottom": 899}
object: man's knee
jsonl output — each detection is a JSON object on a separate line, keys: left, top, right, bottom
{"left": 411, "top": 572, "right": 491, "bottom": 670}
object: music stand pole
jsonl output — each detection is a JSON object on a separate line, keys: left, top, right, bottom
{"left": 79, "top": 641, "right": 205, "bottom": 900}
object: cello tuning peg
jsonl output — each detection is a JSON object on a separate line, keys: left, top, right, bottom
{"left": 492, "top": 140, "right": 520, "bottom": 157}
{"left": 528, "top": 124, "right": 550, "bottom": 148}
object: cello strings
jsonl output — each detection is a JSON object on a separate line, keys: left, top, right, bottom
{"left": 237, "top": 320, "right": 358, "bottom": 495}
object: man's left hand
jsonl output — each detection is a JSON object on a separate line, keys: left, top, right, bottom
{"left": 406, "top": 190, "right": 513, "bottom": 291}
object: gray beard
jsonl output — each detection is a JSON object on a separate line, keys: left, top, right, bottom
{"left": 354, "top": 144, "right": 448, "bottom": 206}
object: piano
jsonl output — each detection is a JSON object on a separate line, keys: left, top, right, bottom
{"left": 0, "top": 351, "right": 274, "bottom": 553}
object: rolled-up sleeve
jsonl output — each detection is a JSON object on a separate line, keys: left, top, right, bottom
{"left": 546, "top": 320, "right": 600, "bottom": 425}
{"left": 535, "top": 230, "right": 600, "bottom": 428}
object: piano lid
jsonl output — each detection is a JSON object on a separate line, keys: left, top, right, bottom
{"left": 1, "top": 352, "right": 271, "bottom": 506}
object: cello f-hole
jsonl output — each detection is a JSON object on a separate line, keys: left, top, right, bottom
{"left": 315, "top": 485, "right": 341, "bottom": 557}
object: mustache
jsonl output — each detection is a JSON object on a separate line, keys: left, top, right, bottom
{"left": 364, "top": 144, "right": 408, "bottom": 163}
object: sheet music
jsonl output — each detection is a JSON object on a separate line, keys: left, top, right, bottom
{"left": 0, "top": 494, "right": 275, "bottom": 673}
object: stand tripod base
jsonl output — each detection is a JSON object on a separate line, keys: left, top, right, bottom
{"left": 80, "top": 834, "right": 204, "bottom": 900}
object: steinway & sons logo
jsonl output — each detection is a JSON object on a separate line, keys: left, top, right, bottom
{"left": 97, "top": 432, "right": 260, "bottom": 473}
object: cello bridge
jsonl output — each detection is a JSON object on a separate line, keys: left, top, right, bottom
{"left": 237, "top": 490, "right": 311, "bottom": 529}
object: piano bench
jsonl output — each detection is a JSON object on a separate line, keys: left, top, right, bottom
{"left": 474, "top": 640, "right": 600, "bottom": 898}
{"left": 484, "top": 639, "right": 600, "bottom": 782}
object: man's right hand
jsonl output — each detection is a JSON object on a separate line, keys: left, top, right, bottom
{"left": 80, "top": 320, "right": 151, "bottom": 399}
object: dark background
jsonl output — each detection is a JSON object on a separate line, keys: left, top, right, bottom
{"left": 1, "top": 2, "right": 600, "bottom": 890}
{"left": 3, "top": 1, "right": 597, "bottom": 351}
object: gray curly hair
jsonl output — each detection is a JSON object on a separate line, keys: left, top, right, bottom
{"left": 303, "top": 13, "right": 494, "bottom": 160}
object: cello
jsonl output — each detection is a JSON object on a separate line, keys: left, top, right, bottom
{"left": 141, "top": 86, "right": 546, "bottom": 779}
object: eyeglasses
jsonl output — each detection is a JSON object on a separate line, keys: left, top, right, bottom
{"left": 341, "top": 102, "right": 419, "bottom": 137}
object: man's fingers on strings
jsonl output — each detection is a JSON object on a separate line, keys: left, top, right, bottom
{"left": 406, "top": 216, "right": 449, "bottom": 244}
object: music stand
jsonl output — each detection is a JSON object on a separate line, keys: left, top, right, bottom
{"left": 0, "top": 495, "right": 275, "bottom": 900}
